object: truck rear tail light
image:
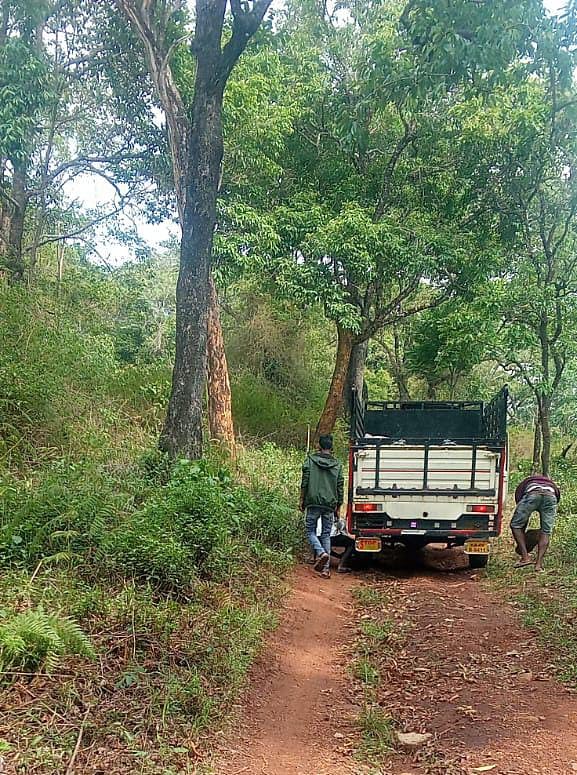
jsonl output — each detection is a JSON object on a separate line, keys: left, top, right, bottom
{"left": 468, "top": 505, "right": 495, "bottom": 513}
{"left": 354, "top": 503, "right": 379, "bottom": 512}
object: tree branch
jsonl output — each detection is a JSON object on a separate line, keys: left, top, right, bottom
{"left": 220, "top": 0, "right": 273, "bottom": 80}
{"left": 373, "top": 115, "right": 416, "bottom": 223}
{"left": 115, "top": 0, "right": 188, "bottom": 213}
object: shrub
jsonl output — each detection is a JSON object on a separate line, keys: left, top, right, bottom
{"left": 0, "top": 460, "right": 129, "bottom": 566}
{"left": 104, "top": 457, "right": 301, "bottom": 590}
{"left": 0, "top": 284, "right": 120, "bottom": 462}
{"left": 0, "top": 607, "right": 95, "bottom": 675}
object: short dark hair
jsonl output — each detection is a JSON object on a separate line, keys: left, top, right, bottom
{"left": 319, "top": 434, "right": 333, "bottom": 450}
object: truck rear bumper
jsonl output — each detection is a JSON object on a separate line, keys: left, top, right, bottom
{"left": 356, "top": 528, "right": 497, "bottom": 540}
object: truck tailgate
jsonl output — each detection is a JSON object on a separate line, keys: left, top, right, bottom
{"left": 355, "top": 445, "right": 498, "bottom": 495}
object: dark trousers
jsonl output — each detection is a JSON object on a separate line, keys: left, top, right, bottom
{"left": 331, "top": 534, "right": 355, "bottom": 567}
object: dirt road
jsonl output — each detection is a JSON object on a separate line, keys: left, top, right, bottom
{"left": 210, "top": 562, "right": 577, "bottom": 775}
{"left": 212, "top": 565, "right": 361, "bottom": 775}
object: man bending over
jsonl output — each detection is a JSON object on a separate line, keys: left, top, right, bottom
{"left": 511, "top": 474, "right": 560, "bottom": 572}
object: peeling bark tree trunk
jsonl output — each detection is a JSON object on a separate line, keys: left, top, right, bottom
{"left": 207, "top": 275, "right": 235, "bottom": 453}
{"left": 119, "top": 0, "right": 272, "bottom": 459}
{"left": 316, "top": 325, "right": 354, "bottom": 439}
{"left": 344, "top": 340, "right": 368, "bottom": 415}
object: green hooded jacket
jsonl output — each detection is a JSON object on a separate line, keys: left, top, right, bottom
{"left": 301, "top": 452, "right": 344, "bottom": 509}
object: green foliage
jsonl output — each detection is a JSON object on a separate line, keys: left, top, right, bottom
{"left": 231, "top": 371, "right": 312, "bottom": 445}
{"left": 488, "top": 456, "right": 577, "bottom": 684}
{"left": 104, "top": 457, "right": 301, "bottom": 590}
{"left": 0, "top": 281, "right": 121, "bottom": 462}
{"left": 352, "top": 577, "right": 404, "bottom": 765}
{"left": 217, "top": 0, "right": 541, "bottom": 349}
{"left": 358, "top": 705, "right": 395, "bottom": 759}
{"left": 0, "top": 37, "right": 50, "bottom": 159}
{"left": 0, "top": 460, "right": 128, "bottom": 566}
{"left": 353, "top": 585, "right": 385, "bottom": 607}
{"left": 224, "top": 286, "right": 333, "bottom": 443}
{"left": 164, "top": 602, "right": 278, "bottom": 731}
{"left": 352, "top": 656, "right": 380, "bottom": 687}
{"left": 0, "top": 607, "right": 95, "bottom": 675}
{"left": 405, "top": 298, "right": 499, "bottom": 399}
{"left": 402, "top": 0, "right": 546, "bottom": 90}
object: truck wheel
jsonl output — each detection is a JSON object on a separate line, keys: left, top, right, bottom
{"left": 468, "top": 554, "right": 489, "bottom": 569}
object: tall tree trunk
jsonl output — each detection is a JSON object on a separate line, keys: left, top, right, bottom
{"left": 159, "top": 83, "right": 224, "bottom": 458}
{"left": 119, "top": 0, "right": 272, "bottom": 459}
{"left": 539, "top": 396, "right": 552, "bottom": 476}
{"left": 531, "top": 410, "right": 542, "bottom": 474}
{"left": 316, "top": 325, "right": 354, "bottom": 438}
{"left": 207, "top": 274, "right": 235, "bottom": 453}
{"left": 344, "top": 340, "right": 368, "bottom": 415}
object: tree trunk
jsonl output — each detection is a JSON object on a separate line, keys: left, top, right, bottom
{"left": 426, "top": 380, "right": 437, "bottom": 400}
{"left": 5, "top": 159, "right": 28, "bottom": 282}
{"left": 531, "top": 411, "right": 542, "bottom": 474}
{"left": 398, "top": 380, "right": 411, "bottom": 402}
{"left": 207, "top": 274, "right": 235, "bottom": 454}
{"left": 383, "top": 335, "right": 411, "bottom": 401}
{"left": 539, "top": 397, "right": 552, "bottom": 477}
{"left": 344, "top": 340, "right": 368, "bottom": 414}
{"left": 316, "top": 325, "right": 354, "bottom": 439}
{"left": 159, "top": 84, "right": 224, "bottom": 459}
{"left": 119, "top": 0, "right": 272, "bottom": 459}
{"left": 0, "top": 200, "right": 10, "bottom": 259}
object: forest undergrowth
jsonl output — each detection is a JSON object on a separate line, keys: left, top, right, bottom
{"left": 2, "top": 277, "right": 577, "bottom": 773}
{"left": 0, "top": 282, "right": 308, "bottom": 774}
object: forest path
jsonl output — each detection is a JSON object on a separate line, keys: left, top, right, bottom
{"left": 210, "top": 563, "right": 361, "bottom": 775}
{"left": 209, "top": 560, "right": 577, "bottom": 775}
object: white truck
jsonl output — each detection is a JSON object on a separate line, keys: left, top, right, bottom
{"left": 347, "top": 388, "right": 508, "bottom": 568}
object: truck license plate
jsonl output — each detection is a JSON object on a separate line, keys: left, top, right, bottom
{"left": 464, "top": 540, "right": 490, "bottom": 555}
{"left": 355, "top": 538, "right": 382, "bottom": 552}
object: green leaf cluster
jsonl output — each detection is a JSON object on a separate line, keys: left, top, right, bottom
{"left": 0, "top": 607, "right": 95, "bottom": 675}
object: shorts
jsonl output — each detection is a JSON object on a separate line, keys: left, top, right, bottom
{"left": 510, "top": 492, "right": 558, "bottom": 535}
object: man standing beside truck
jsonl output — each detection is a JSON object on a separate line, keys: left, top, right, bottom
{"left": 511, "top": 474, "right": 561, "bottom": 572}
{"left": 299, "top": 434, "right": 344, "bottom": 579}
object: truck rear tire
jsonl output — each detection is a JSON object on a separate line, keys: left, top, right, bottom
{"left": 468, "top": 554, "right": 489, "bottom": 569}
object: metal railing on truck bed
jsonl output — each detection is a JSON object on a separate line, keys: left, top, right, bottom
{"left": 349, "top": 387, "right": 508, "bottom": 498}
{"left": 350, "top": 387, "right": 508, "bottom": 447}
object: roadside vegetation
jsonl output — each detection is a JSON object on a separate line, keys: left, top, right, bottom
{"left": 0, "top": 278, "right": 309, "bottom": 773}
{"left": 488, "top": 452, "right": 577, "bottom": 684}
{"left": 3, "top": 0, "right": 577, "bottom": 773}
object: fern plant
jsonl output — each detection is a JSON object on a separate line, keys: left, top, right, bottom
{"left": 0, "top": 608, "right": 96, "bottom": 675}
